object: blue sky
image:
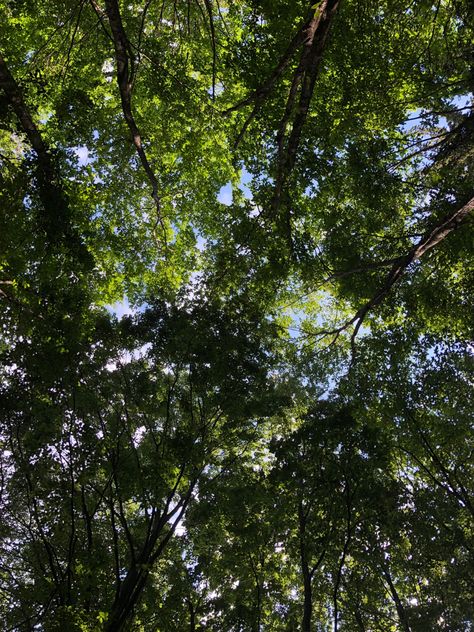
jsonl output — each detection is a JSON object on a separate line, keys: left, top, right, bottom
{"left": 217, "top": 167, "right": 253, "bottom": 205}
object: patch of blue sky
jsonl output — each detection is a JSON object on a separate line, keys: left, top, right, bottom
{"left": 217, "top": 182, "right": 232, "bottom": 205}
{"left": 402, "top": 109, "right": 422, "bottom": 132}
{"left": 106, "top": 297, "right": 149, "bottom": 319}
{"left": 73, "top": 145, "right": 92, "bottom": 166}
{"left": 217, "top": 166, "right": 254, "bottom": 206}
{"left": 451, "top": 92, "right": 472, "bottom": 108}
{"left": 401, "top": 92, "right": 472, "bottom": 132}
{"left": 196, "top": 234, "right": 207, "bottom": 251}
{"left": 286, "top": 308, "right": 306, "bottom": 340}
{"left": 208, "top": 82, "right": 224, "bottom": 97}
{"left": 105, "top": 297, "right": 136, "bottom": 318}
{"left": 240, "top": 166, "right": 253, "bottom": 199}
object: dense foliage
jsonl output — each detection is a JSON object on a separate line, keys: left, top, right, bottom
{"left": 0, "top": 0, "right": 473, "bottom": 630}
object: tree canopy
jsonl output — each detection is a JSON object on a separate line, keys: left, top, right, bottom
{"left": 0, "top": 0, "right": 473, "bottom": 630}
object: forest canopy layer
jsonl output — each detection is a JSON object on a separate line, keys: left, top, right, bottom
{"left": 0, "top": 0, "right": 473, "bottom": 630}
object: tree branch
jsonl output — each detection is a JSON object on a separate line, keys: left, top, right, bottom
{"left": 0, "top": 51, "right": 82, "bottom": 248}
{"left": 223, "top": 12, "right": 311, "bottom": 115}
{"left": 312, "top": 195, "right": 474, "bottom": 355}
{"left": 104, "top": 0, "right": 164, "bottom": 234}
{"left": 273, "top": 0, "right": 341, "bottom": 212}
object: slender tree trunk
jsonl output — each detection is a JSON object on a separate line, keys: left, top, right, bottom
{"left": 105, "top": 474, "right": 197, "bottom": 631}
{"left": 104, "top": 0, "right": 162, "bottom": 219}
{"left": 187, "top": 598, "right": 196, "bottom": 632}
{"left": 298, "top": 502, "right": 312, "bottom": 632}
{"left": 273, "top": 0, "right": 342, "bottom": 210}
{"left": 301, "top": 567, "right": 313, "bottom": 632}
{"left": 0, "top": 50, "right": 89, "bottom": 261}
{"left": 354, "top": 606, "right": 366, "bottom": 631}
{"left": 381, "top": 563, "right": 412, "bottom": 632}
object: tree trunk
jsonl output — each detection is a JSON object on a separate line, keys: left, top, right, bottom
{"left": 301, "top": 568, "right": 313, "bottom": 632}
{"left": 381, "top": 563, "right": 412, "bottom": 632}
{"left": 299, "top": 502, "right": 312, "bottom": 632}
{"left": 187, "top": 598, "right": 196, "bottom": 632}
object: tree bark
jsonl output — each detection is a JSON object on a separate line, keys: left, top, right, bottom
{"left": 187, "top": 598, "right": 196, "bottom": 632}
{"left": 0, "top": 51, "right": 84, "bottom": 251}
{"left": 298, "top": 502, "right": 312, "bottom": 632}
{"left": 349, "top": 194, "right": 474, "bottom": 342}
{"left": 104, "top": 0, "right": 162, "bottom": 221}
{"left": 380, "top": 563, "right": 412, "bottom": 632}
{"left": 315, "top": 194, "right": 474, "bottom": 350}
{"left": 105, "top": 481, "right": 196, "bottom": 631}
{"left": 273, "top": 0, "right": 342, "bottom": 210}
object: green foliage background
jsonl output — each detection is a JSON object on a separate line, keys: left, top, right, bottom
{"left": 0, "top": 0, "right": 473, "bottom": 630}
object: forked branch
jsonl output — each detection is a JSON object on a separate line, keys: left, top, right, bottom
{"left": 273, "top": 0, "right": 341, "bottom": 210}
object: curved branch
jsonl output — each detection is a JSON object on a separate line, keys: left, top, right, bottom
{"left": 104, "top": 0, "right": 163, "bottom": 227}
{"left": 352, "top": 193, "right": 474, "bottom": 330}
{"left": 313, "top": 195, "right": 474, "bottom": 351}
